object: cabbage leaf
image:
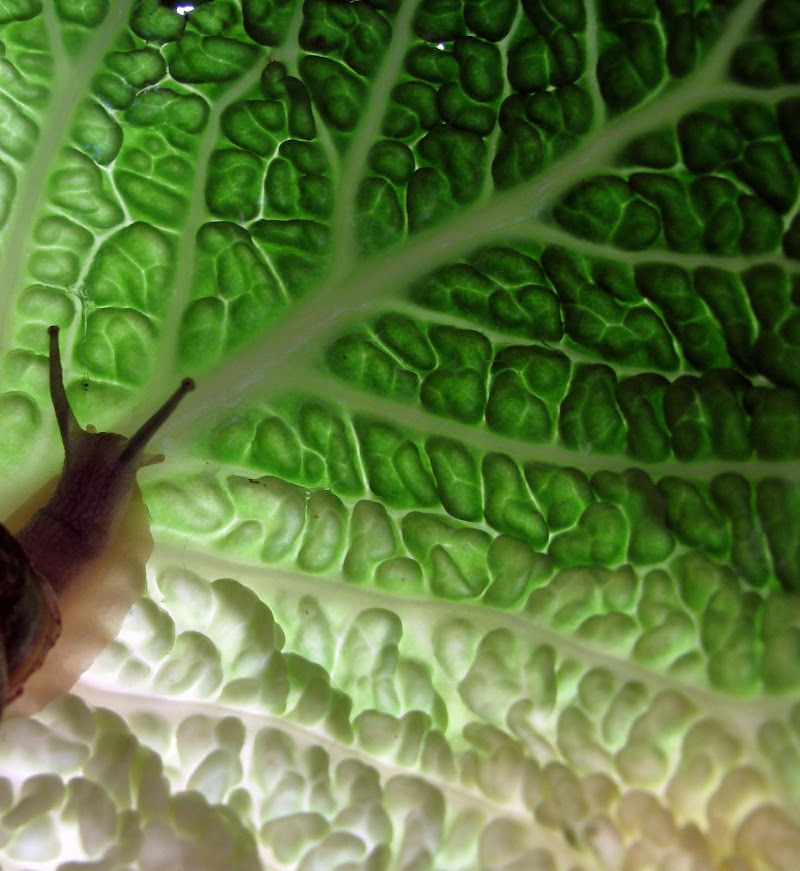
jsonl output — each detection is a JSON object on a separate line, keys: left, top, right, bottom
{"left": 0, "top": 0, "right": 799, "bottom": 868}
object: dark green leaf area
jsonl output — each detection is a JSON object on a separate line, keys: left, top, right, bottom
{"left": 492, "top": 284, "right": 563, "bottom": 341}
{"left": 763, "top": 0, "right": 800, "bottom": 33}
{"left": 410, "top": 262, "right": 490, "bottom": 322}
{"left": 431, "top": 324, "right": 491, "bottom": 372}
{"left": 483, "top": 454, "right": 548, "bottom": 547}
{"left": 185, "top": 0, "right": 238, "bottom": 36}
{"left": 464, "top": 0, "right": 515, "bottom": 41}
{"left": 493, "top": 345, "right": 570, "bottom": 404}
{"left": 355, "top": 417, "right": 438, "bottom": 509}
{"left": 731, "top": 39, "right": 796, "bottom": 88}
{"left": 734, "top": 142, "right": 798, "bottom": 213}
{"left": 265, "top": 151, "right": 332, "bottom": 220}
{"left": 418, "top": 126, "right": 485, "bottom": 204}
{"left": 206, "top": 149, "right": 262, "bottom": 220}
{"left": 747, "top": 387, "right": 800, "bottom": 459}
{"left": 242, "top": 0, "right": 294, "bottom": 46}
{"left": 486, "top": 371, "right": 554, "bottom": 441}
{"left": 453, "top": 36, "right": 502, "bottom": 101}
{"left": 694, "top": 268, "right": 756, "bottom": 373}
{"left": 438, "top": 82, "right": 496, "bottom": 135}
{"left": 414, "top": 0, "right": 465, "bottom": 42}
{"left": 221, "top": 100, "right": 284, "bottom": 157}
{"left": 678, "top": 112, "right": 742, "bottom": 172}
{"left": 426, "top": 436, "right": 482, "bottom": 521}
{"left": 743, "top": 264, "right": 789, "bottom": 331}
{"left": 600, "top": 0, "right": 656, "bottom": 22}
{"left": 374, "top": 314, "right": 435, "bottom": 372}
{"left": 785, "top": 214, "right": 800, "bottom": 259}
{"left": 421, "top": 369, "right": 486, "bottom": 424}
{"left": 95, "top": 49, "right": 166, "bottom": 111}
{"left": 130, "top": 0, "right": 186, "bottom": 41}
{"left": 758, "top": 479, "right": 800, "bottom": 592}
{"left": 166, "top": 33, "right": 260, "bottom": 83}
{"left": 252, "top": 219, "right": 330, "bottom": 295}
{"left": 590, "top": 258, "right": 640, "bottom": 302}
{"left": 559, "top": 364, "right": 625, "bottom": 454}
{"left": 523, "top": 86, "right": 593, "bottom": 157}
{"left": 125, "top": 89, "right": 209, "bottom": 148}
{"left": 198, "top": 221, "right": 278, "bottom": 303}
{"left": 689, "top": 176, "right": 742, "bottom": 254}
{"left": 659, "top": 478, "right": 728, "bottom": 559}
{"left": 410, "top": 257, "right": 563, "bottom": 342}
{"left": 663, "top": 372, "right": 751, "bottom": 461}
{"left": 623, "top": 129, "right": 678, "bottom": 168}
{"left": 298, "top": 401, "right": 363, "bottom": 498}
{"left": 368, "top": 141, "right": 415, "bottom": 184}
{"left": 259, "top": 66, "right": 317, "bottom": 140}
{"left": 402, "top": 512, "right": 491, "bottom": 599}
{"left": 779, "top": 97, "right": 800, "bottom": 164}
{"left": 493, "top": 120, "right": 543, "bottom": 189}
{"left": 662, "top": 10, "right": 710, "bottom": 76}
{"left": 407, "top": 167, "right": 454, "bottom": 231}
{"left": 384, "top": 82, "right": 439, "bottom": 139}
{"left": 327, "top": 335, "right": 418, "bottom": 400}
{"left": 405, "top": 45, "right": 459, "bottom": 83}
{"left": 554, "top": 176, "right": 660, "bottom": 250}
{"left": 544, "top": 248, "right": 677, "bottom": 369}
{"left": 472, "top": 245, "right": 545, "bottom": 283}
{"left": 507, "top": 36, "right": 549, "bottom": 92}
{"left": 635, "top": 264, "right": 731, "bottom": 370}
{"left": 300, "top": 0, "right": 390, "bottom": 76}
{"left": 593, "top": 469, "right": 674, "bottom": 565}
{"left": 597, "top": 22, "right": 664, "bottom": 111}
{"left": 629, "top": 174, "right": 703, "bottom": 252}
{"left": 710, "top": 474, "right": 772, "bottom": 591}
{"left": 0, "top": 0, "right": 41, "bottom": 24}
{"left": 525, "top": 463, "right": 593, "bottom": 532}
{"left": 739, "top": 196, "right": 783, "bottom": 254}
{"left": 522, "top": 0, "right": 584, "bottom": 32}
{"left": 616, "top": 374, "right": 671, "bottom": 462}
{"left": 512, "top": 27, "right": 584, "bottom": 89}
{"left": 299, "top": 55, "right": 364, "bottom": 132}
{"left": 549, "top": 502, "right": 627, "bottom": 566}
{"left": 356, "top": 178, "right": 404, "bottom": 255}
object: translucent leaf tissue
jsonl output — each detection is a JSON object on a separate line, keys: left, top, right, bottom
{"left": 0, "top": 0, "right": 798, "bottom": 868}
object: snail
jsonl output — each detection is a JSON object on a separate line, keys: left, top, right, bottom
{"left": 1, "top": 325, "right": 194, "bottom": 717}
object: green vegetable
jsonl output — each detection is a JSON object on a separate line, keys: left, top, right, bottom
{"left": 0, "top": 0, "right": 798, "bottom": 868}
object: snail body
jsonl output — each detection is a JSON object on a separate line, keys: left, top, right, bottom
{"left": 0, "top": 326, "right": 193, "bottom": 716}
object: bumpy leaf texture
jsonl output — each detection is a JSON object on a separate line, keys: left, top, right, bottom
{"left": 0, "top": 0, "right": 799, "bottom": 868}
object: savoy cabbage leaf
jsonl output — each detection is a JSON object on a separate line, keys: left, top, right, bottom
{"left": 0, "top": 0, "right": 799, "bottom": 868}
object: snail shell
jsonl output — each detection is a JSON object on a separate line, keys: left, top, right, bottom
{"left": 1, "top": 326, "right": 193, "bottom": 717}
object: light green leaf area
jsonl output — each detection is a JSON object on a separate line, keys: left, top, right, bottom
{"left": 0, "top": 0, "right": 799, "bottom": 868}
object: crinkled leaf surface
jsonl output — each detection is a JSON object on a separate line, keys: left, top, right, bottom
{"left": 0, "top": 0, "right": 799, "bottom": 868}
